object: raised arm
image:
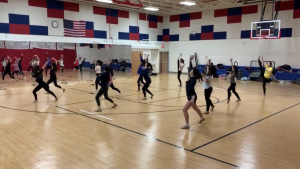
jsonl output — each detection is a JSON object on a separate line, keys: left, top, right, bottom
{"left": 42, "top": 58, "right": 49, "bottom": 69}
{"left": 229, "top": 58, "right": 234, "bottom": 77}
{"left": 35, "top": 55, "right": 40, "bottom": 61}
{"left": 261, "top": 55, "right": 265, "bottom": 66}
{"left": 140, "top": 54, "right": 143, "bottom": 62}
{"left": 51, "top": 57, "right": 59, "bottom": 64}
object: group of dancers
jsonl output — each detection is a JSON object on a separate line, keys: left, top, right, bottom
{"left": 1, "top": 52, "right": 274, "bottom": 128}
{"left": 177, "top": 54, "right": 273, "bottom": 129}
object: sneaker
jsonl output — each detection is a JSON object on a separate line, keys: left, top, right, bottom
{"left": 112, "top": 103, "right": 118, "bottom": 108}
{"left": 93, "top": 90, "right": 97, "bottom": 93}
{"left": 179, "top": 85, "right": 182, "bottom": 87}
{"left": 151, "top": 94, "right": 154, "bottom": 98}
{"left": 24, "top": 76, "right": 26, "bottom": 80}
{"left": 63, "top": 89, "right": 65, "bottom": 92}
{"left": 211, "top": 105, "right": 215, "bottom": 111}
{"left": 33, "top": 100, "right": 38, "bottom": 103}
{"left": 117, "top": 92, "right": 121, "bottom": 96}
{"left": 142, "top": 97, "right": 147, "bottom": 100}
{"left": 198, "top": 118, "right": 205, "bottom": 123}
{"left": 204, "top": 111, "right": 209, "bottom": 114}
{"left": 227, "top": 100, "right": 230, "bottom": 104}
{"left": 181, "top": 125, "right": 190, "bottom": 129}
{"left": 237, "top": 99, "right": 241, "bottom": 102}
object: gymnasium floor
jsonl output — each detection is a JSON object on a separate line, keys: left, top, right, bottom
{"left": 0, "top": 69, "right": 300, "bottom": 169}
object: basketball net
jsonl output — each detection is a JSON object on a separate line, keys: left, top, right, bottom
{"left": 258, "top": 35, "right": 266, "bottom": 45}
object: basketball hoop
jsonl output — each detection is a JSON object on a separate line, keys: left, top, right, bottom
{"left": 258, "top": 35, "right": 266, "bottom": 44}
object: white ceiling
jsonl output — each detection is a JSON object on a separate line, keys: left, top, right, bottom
{"left": 60, "top": 0, "right": 278, "bottom": 15}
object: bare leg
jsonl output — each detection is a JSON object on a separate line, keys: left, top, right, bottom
{"left": 181, "top": 101, "right": 193, "bottom": 129}
{"left": 191, "top": 103, "right": 205, "bottom": 123}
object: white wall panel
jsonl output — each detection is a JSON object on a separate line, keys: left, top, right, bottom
{"left": 0, "top": 2, "right": 9, "bottom": 23}
{"left": 8, "top": 0, "right": 28, "bottom": 15}
{"left": 29, "top": 6, "right": 47, "bottom": 26}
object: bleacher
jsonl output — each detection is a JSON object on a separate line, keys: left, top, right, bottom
{"left": 197, "top": 64, "right": 300, "bottom": 81}
{"left": 275, "top": 72, "right": 300, "bottom": 81}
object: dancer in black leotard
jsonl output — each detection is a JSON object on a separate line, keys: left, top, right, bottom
{"left": 137, "top": 55, "right": 145, "bottom": 92}
{"left": 95, "top": 67, "right": 117, "bottom": 112}
{"left": 203, "top": 56, "right": 216, "bottom": 114}
{"left": 79, "top": 56, "right": 86, "bottom": 75}
{"left": 227, "top": 58, "right": 241, "bottom": 103}
{"left": 32, "top": 58, "right": 57, "bottom": 102}
{"left": 177, "top": 53, "right": 185, "bottom": 87}
{"left": 2, "top": 56, "right": 16, "bottom": 81}
{"left": 181, "top": 57, "right": 205, "bottom": 129}
{"left": 18, "top": 54, "right": 25, "bottom": 77}
{"left": 141, "top": 62, "right": 154, "bottom": 100}
{"left": 47, "top": 58, "right": 65, "bottom": 92}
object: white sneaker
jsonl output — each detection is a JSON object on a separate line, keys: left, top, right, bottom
{"left": 142, "top": 97, "right": 147, "bottom": 100}
{"left": 24, "top": 76, "right": 26, "bottom": 80}
{"left": 117, "top": 92, "right": 121, "bottom": 96}
{"left": 93, "top": 90, "right": 97, "bottom": 93}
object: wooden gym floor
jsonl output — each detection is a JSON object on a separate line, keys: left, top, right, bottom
{"left": 0, "top": 69, "right": 300, "bottom": 169}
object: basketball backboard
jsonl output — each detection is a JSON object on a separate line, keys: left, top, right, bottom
{"left": 250, "top": 20, "right": 281, "bottom": 39}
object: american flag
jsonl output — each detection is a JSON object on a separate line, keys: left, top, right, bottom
{"left": 64, "top": 19, "right": 86, "bottom": 37}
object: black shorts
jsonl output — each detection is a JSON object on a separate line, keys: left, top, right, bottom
{"left": 96, "top": 73, "right": 101, "bottom": 77}
{"left": 187, "top": 95, "right": 197, "bottom": 103}
{"left": 74, "top": 66, "right": 79, "bottom": 69}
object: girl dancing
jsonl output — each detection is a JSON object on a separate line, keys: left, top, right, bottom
{"left": 47, "top": 58, "right": 65, "bottom": 92}
{"left": 137, "top": 54, "right": 145, "bottom": 92}
{"left": 177, "top": 53, "right": 185, "bottom": 87}
{"left": 79, "top": 56, "right": 85, "bottom": 75}
{"left": 28, "top": 58, "right": 34, "bottom": 73}
{"left": 203, "top": 56, "right": 216, "bottom": 114}
{"left": 93, "top": 60, "right": 102, "bottom": 93}
{"left": 258, "top": 55, "right": 273, "bottom": 96}
{"left": 141, "top": 62, "right": 154, "bottom": 100}
{"left": 1, "top": 58, "right": 6, "bottom": 75}
{"left": 108, "top": 70, "right": 121, "bottom": 95}
{"left": 227, "top": 58, "right": 241, "bottom": 103}
{"left": 2, "top": 56, "right": 16, "bottom": 81}
{"left": 95, "top": 67, "right": 117, "bottom": 112}
{"left": 32, "top": 58, "right": 57, "bottom": 102}
{"left": 181, "top": 56, "right": 205, "bottom": 129}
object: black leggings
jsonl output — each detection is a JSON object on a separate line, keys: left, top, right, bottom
{"left": 110, "top": 83, "right": 121, "bottom": 93}
{"left": 142, "top": 81, "right": 152, "bottom": 97}
{"left": 28, "top": 66, "right": 33, "bottom": 73}
{"left": 45, "top": 66, "right": 51, "bottom": 76}
{"left": 262, "top": 77, "right": 270, "bottom": 94}
{"left": 228, "top": 83, "right": 240, "bottom": 100}
{"left": 12, "top": 71, "right": 21, "bottom": 77}
{"left": 79, "top": 64, "right": 83, "bottom": 74}
{"left": 137, "top": 75, "right": 145, "bottom": 90}
{"left": 2, "top": 70, "right": 14, "bottom": 80}
{"left": 95, "top": 87, "right": 114, "bottom": 106}
{"left": 47, "top": 78, "right": 61, "bottom": 88}
{"left": 2, "top": 67, "right": 5, "bottom": 74}
{"left": 95, "top": 73, "right": 101, "bottom": 90}
{"left": 33, "top": 83, "right": 56, "bottom": 100}
{"left": 19, "top": 67, "right": 24, "bottom": 76}
{"left": 178, "top": 70, "right": 182, "bottom": 85}
{"left": 204, "top": 87, "right": 214, "bottom": 111}
{"left": 258, "top": 60, "right": 264, "bottom": 78}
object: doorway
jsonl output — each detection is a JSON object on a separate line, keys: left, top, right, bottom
{"left": 131, "top": 51, "right": 141, "bottom": 76}
{"left": 160, "top": 52, "right": 168, "bottom": 74}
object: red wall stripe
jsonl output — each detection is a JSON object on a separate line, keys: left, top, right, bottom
{"left": 118, "top": 10, "right": 129, "bottom": 18}
{"left": 214, "top": 9, "right": 228, "bottom": 17}
{"left": 47, "top": 9, "right": 64, "bottom": 19}
{"left": 179, "top": 20, "right": 190, "bottom": 28}
{"left": 9, "top": 24, "right": 30, "bottom": 34}
{"left": 93, "top": 6, "right": 106, "bottom": 15}
{"left": 28, "top": 0, "right": 47, "bottom": 8}
{"left": 227, "top": 15, "right": 242, "bottom": 24}
{"left": 190, "top": 12, "right": 202, "bottom": 20}
{"left": 64, "top": 2, "right": 79, "bottom": 12}
{"left": 275, "top": 1, "right": 294, "bottom": 11}
{"left": 170, "top": 15, "right": 179, "bottom": 22}
{"left": 139, "top": 13, "right": 146, "bottom": 21}
{"left": 242, "top": 5, "right": 258, "bottom": 15}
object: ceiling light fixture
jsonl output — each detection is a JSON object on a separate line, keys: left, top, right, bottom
{"left": 144, "top": 6, "right": 159, "bottom": 11}
{"left": 96, "top": 0, "right": 113, "bottom": 4}
{"left": 179, "top": 1, "right": 196, "bottom": 6}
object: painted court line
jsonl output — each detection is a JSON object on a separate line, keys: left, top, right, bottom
{"left": 80, "top": 110, "right": 113, "bottom": 120}
{"left": 56, "top": 106, "right": 238, "bottom": 168}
